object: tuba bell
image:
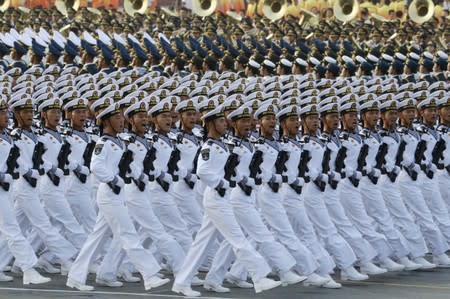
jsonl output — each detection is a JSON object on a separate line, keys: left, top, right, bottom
{"left": 0, "top": 0, "right": 10, "bottom": 12}
{"left": 408, "top": 0, "right": 434, "bottom": 24}
{"left": 192, "top": 0, "right": 218, "bottom": 17}
{"left": 263, "top": 0, "right": 286, "bottom": 21}
{"left": 124, "top": 0, "right": 149, "bottom": 16}
{"left": 55, "top": 0, "right": 80, "bottom": 16}
{"left": 333, "top": 0, "right": 359, "bottom": 22}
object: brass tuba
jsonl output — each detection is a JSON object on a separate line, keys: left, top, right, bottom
{"left": 408, "top": 0, "right": 434, "bottom": 24}
{"left": 124, "top": 0, "right": 149, "bottom": 16}
{"left": 333, "top": 0, "right": 359, "bottom": 22}
{"left": 0, "top": 0, "right": 10, "bottom": 12}
{"left": 192, "top": 0, "right": 218, "bottom": 17}
{"left": 263, "top": 0, "right": 286, "bottom": 21}
{"left": 55, "top": 0, "right": 80, "bottom": 16}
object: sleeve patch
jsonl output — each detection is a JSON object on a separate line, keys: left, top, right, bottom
{"left": 94, "top": 144, "right": 104, "bottom": 155}
{"left": 201, "top": 148, "right": 210, "bottom": 161}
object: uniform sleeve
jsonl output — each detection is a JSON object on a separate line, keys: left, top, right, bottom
{"left": 254, "top": 143, "right": 274, "bottom": 183}
{"left": 197, "top": 144, "right": 222, "bottom": 188}
{"left": 37, "top": 134, "right": 53, "bottom": 172}
{"left": 91, "top": 139, "right": 115, "bottom": 183}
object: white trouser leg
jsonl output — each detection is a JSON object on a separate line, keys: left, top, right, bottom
{"left": 40, "top": 177, "right": 87, "bottom": 250}
{"left": 360, "top": 177, "right": 411, "bottom": 259}
{"left": 437, "top": 170, "right": 450, "bottom": 212}
{"left": 150, "top": 188, "right": 193, "bottom": 253}
{"left": 257, "top": 185, "right": 318, "bottom": 275}
{"left": 282, "top": 187, "right": 336, "bottom": 275}
{"left": 379, "top": 176, "right": 428, "bottom": 259}
{"left": 303, "top": 182, "right": 357, "bottom": 269}
{"left": 126, "top": 183, "right": 186, "bottom": 274}
{"left": 421, "top": 176, "right": 450, "bottom": 242}
{"left": 13, "top": 178, "right": 77, "bottom": 263}
{"left": 0, "top": 189, "right": 37, "bottom": 271}
{"left": 339, "top": 179, "right": 392, "bottom": 260}
{"left": 65, "top": 174, "right": 97, "bottom": 233}
{"left": 398, "top": 171, "right": 449, "bottom": 255}
{"left": 173, "top": 182, "right": 203, "bottom": 235}
{"left": 323, "top": 185, "right": 377, "bottom": 264}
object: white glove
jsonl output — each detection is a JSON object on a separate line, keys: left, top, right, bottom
{"left": 53, "top": 167, "right": 64, "bottom": 178}
{"left": 427, "top": 163, "right": 437, "bottom": 173}
{"left": 161, "top": 172, "right": 173, "bottom": 184}
{"left": 329, "top": 170, "right": 341, "bottom": 182}
{"left": 351, "top": 171, "right": 362, "bottom": 181}
{"left": 393, "top": 166, "right": 400, "bottom": 175}
{"left": 78, "top": 166, "right": 90, "bottom": 176}
{"left": 67, "top": 161, "right": 79, "bottom": 171}
{"left": 369, "top": 168, "right": 381, "bottom": 178}
{"left": 291, "top": 177, "right": 305, "bottom": 187}
{"left": 232, "top": 172, "right": 244, "bottom": 184}
{"left": 271, "top": 174, "right": 283, "bottom": 184}
{"left": 287, "top": 175, "right": 298, "bottom": 184}
{"left": 115, "top": 176, "right": 125, "bottom": 188}
{"left": 176, "top": 168, "right": 188, "bottom": 179}
{"left": 318, "top": 173, "right": 328, "bottom": 183}
{"left": 185, "top": 173, "right": 198, "bottom": 184}
{"left": 344, "top": 167, "right": 355, "bottom": 178}
{"left": 218, "top": 179, "right": 231, "bottom": 190}
{"left": 1, "top": 173, "right": 13, "bottom": 184}
{"left": 148, "top": 167, "right": 161, "bottom": 179}
{"left": 27, "top": 169, "right": 40, "bottom": 179}
{"left": 42, "top": 161, "right": 52, "bottom": 173}
{"left": 409, "top": 163, "right": 420, "bottom": 173}
{"left": 244, "top": 177, "right": 257, "bottom": 188}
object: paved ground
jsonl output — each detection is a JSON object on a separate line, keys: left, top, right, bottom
{"left": 1, "top": 268, "right": 450, "bottom": 299}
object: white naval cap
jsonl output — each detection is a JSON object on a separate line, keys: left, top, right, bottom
{"left": 96, "top": 102, "right": 121, "bottom": 120}
{"left": 148, "top": 98, "right": 172, "bottom": 117}
{"left": 276, "top": 105, "right": 299, "bottom": 121}
{"left": 198, "top": 98, "right": 218, "bottom": 113}
{"left": 398, "top": 98, "right": 416, "bottom": 111}
{"left": 201, "top": 105, "right": 225, "bottom": 121}
{"left": 64, "top": 98, "right": 88, "bottom": 112}
{"left": 437, "top": 97, "right": 450, "bottom": 108}
{"left": 379, "top": 100, "right": 398, "bottom": 112}
{"left": 417, "top": 98, "right": 437, "bottom": 110}
{"left": 124, "top": 101, "right": 148, "bottom": 118}
{"left": 175, "top": 99, "right": 198, "bottom": 113}
{"left": 227, "top": 106, "right": 252, "bottom": 120}
{"left": 339, "top": 101, "right": 359, "bottom": 114}
{"left": 359, "top": 100, "right": 380, "bottom": 113}
{"left": 254, "top": 103, "right": 278, "bottom": 120}
{"left": 299, "top": 104, "right": 319, "bottom": 117}
{"left": 10, "top": 96, "right": 34, "bottom": 110}
{"left": 38, "top": 98, "right": 61, "bottom": 112}
{"left": 91, "top": 97, "right": 113, "bottom": 112}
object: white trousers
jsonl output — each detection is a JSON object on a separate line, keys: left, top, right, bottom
{"left": 172, "top": 181, "right": 203, "bottom": 235}
{"left": 282, "top": 185, "right": 336, "bottom": 275}
{"left": 339, "top": 179, "right": 392, "bottom": 260}
{"left": 398, "top": 171, "right": 448, "bottom": 255}
{"left": 257, "top": 184, "right": 319, "bottom": 275}
{"left": 205, "top": 187, "right": 297, "bottom": 285}
{"left": 0, "top": 187, "right": 37, "bottom": 271}
{"left": 360, "top": 177, "right": 411, "bottom": 259}
{"left": 13, "top": 177, "right": 76, "bottom": 263}
{"left": 174, "top": 187, "right": 271, "bottom": 287}
{"left": 68, "top": 183, "right": 161, "bottom": 284}
{"left": 323, "top": 184, "right": 377, "bottom": 264}
{"left": 65, "top": 174, "right": 97, "bottom": 233}
{"left": 40, "top": 175, "right": 87, "bottom": 250}
{"left": 420, "top": 175, "right": 450, "bottom": 243}
{"left": 437, "top": 170, "right": 450, "bottom": 212}
{"left": 149, "top": 183, "right": 193, "bottom": 253}
{"left": 302, "top": 182, "right": 357, "bottom": 269}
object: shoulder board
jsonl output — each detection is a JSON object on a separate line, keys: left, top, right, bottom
{"left": 301, "top": 135, "right": 310, "bottom": 143}
{"left": 396, "top": 126, "right": 409, "bottom": 134}
{"left": 339, "top": 131, "right": 349, "bottom": 140}
{"left": 437, "top": 125, "right": 449, "bottom": 134}
{"left": 359, "top": 129, "right": 370, "bottom": 139}
{"left": 10, "top": 128, "right": 22, "bottom": 140}
{"left": 379, "top": 129, "right": 389, "bottom": 137}
{"left": 416, "top": 125, "right": 428, "bottom": 134}
{"left": 176, "top": 132, "right": 184, "bottom": 144}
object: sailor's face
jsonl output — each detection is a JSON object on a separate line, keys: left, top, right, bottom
{"left": 130, "top": 111, "right": 148, "bottom": 134}
{"left": 0, "top": 109, "right": 8, "bottom": 129}
{"left": 260, "top": 114, "right": 276, "bottom": 135}
{"left": 421, "top": 107, "right": 438, "bottom": 124}
{"left": 155, "top": 112, "right": 172, "bottom": 133}
{"left": 70, "top": 108, "right": 87, "bottom": 129}
{"left": 234, "top": 117, "right": 251, "bottom": 137}
{"left": 382, "top": 110, "right": 398, "bottom": 129}
{"left": 214, "top": 117, "right": 228, "bottom": 136}
{"left": 324, "top": 113, "right": 339, "bottom": 130}
{"left": 109, "top": 113, "right": 124, "bottom": 134}
{"left": 440, "top": 106, "right": 450, "bottom": 125}
{"left": 342, "top": 112, "right": 358, "bottom": 130}
{"left": 181, "top": 110, "right": 197, "bottom": 131}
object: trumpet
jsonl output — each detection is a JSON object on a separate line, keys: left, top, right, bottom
{"left": 408, "top": 0, "right": 435, "bottom": 24}
{"left": 263, "top": 0, "right": 286, "bottom": 21}
{"left": 333, "top": 0, "right": 359, "bottom": 22}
